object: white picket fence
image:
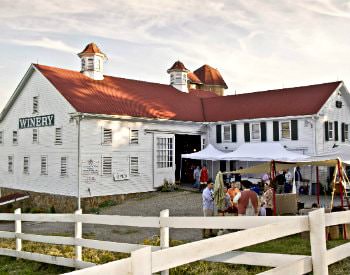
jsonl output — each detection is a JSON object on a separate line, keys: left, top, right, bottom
{"left": 0, "top": 208, "right": 349, "bottom": 275}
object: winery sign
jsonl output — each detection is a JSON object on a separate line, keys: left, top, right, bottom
{"left": 19, "top": 114, "right": 55, "bottom": 129}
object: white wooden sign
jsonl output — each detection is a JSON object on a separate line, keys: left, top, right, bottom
{"left": 113, "top": 172, "right": 130, "bottom": 181}
{"left": 82, "top": 159, "right": 99, "bottom": 184}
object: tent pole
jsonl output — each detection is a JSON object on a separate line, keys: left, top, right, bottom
{"left": 211, "top": 160, "right": 214, "bottom": 180}
{"left": 316, "top": 166, "right": 320, "bottom": 206}
{"left": 337, "top": 159, "right": 344, "bottom": 209}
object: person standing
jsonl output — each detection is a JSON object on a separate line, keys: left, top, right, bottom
{"left": 193, "top": 166, "right": 200, "bottom": 189}
{"left": 202, "top": 180, "right": 214, "bottom": 238}
{"left": 294, "top": 166, "right": 303, "bottom": 194}
{"left": 233, "top": 180, "right": 259, "bottom": 216}
{"left": 276, "top": 171, "right": 286, "bottom": 194}
{"left": 200, "top": 165, "right": 209, "bottom": 192}
{"left": 262, "top": 183, "right": 274, "bottom": 216}
{"left": 227, "top": 182, "right": 240, "bottom": 215}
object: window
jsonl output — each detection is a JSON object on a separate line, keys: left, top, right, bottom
{"left": 13, "top": 131, "right": 18, "bottom": 145}
{"left": 81, "top": 59, "right": 86, "bottom": 70}
{"left": 33, "top": 129, "right": 38, "bottom": 143}
{"left": 345, "top": 124, "right": 349, "bottom": 141}
{"left": 329, "top": 122, "right": 334, "bottom": 140}
{"left": 60, "top": 157, "right": 67, "bottom": 176}
{"left": 23, "top": 157, "right": 29, "bottom": 174}
{"left": 8, "top": 156, "right": 13, "bottom": 173}
{"left": 130, "top": 130, "right": 139, "bottom": 144}
{"left": 0, "top": 131, "right": 3, "bottom": 144}
{"left": 87, "top": 58, "right": 94, "bottom": 70}
{"left": 41, "top": 156, "right": 48, "bottom": 175}
{"left": 130, "top": 157, "right": 139, "bottom": 175}
{"left": 222, "top": 125, "right": 231, "bottom": 142}
{"left": 251, "top": 123, "right": 260, "bottom": 140}
{"left": 103, "top": 128, "right": 112, "bottom": 144}
{"left": 157, "top": 137, "right": 173, "bottom": 168}
{"left": 102, "top": 156, "right": 112, "bottom": 175}
{"left": 55, "top": 128, "right": 62, "bottom": 145}
{"left": 33, "top": 96, "right": 39, "bottom": 114}
{"left": 281, "top": 121, "right": 291, "bottom": 139}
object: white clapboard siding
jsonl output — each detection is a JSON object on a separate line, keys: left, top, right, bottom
{"left": 161, "top": 216, "right": 307, "bottom": 229}
{"left": 151, "top": 218, "right": 309, "bottom": 273}
{"left": 206, "top": 251, "right": 309, "bottom": 268}
{"left": 257, "top": 257, "right": 313, "bottom": 275}
{"left": 63, "top": 258, "right": 132, "bottom": 275}
{"left": 0, "top": 68, "right": 79, "bottom": 196}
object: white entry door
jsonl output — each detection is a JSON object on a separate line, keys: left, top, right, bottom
{"left": 153, "top": 134, "right": 175, "bottom": 188}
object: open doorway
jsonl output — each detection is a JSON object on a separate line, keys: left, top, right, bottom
{"left": 175, "top": 134, "right": 201, "bottom": 183}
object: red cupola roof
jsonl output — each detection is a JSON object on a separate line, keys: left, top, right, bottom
{"left": 78, "top": 43, "right": 105, "bottom": 57}
{"left": 167, "top": 61, "right": 189, "bottom": 73}
{"left": 193, "top": 64, "right": 228, "bottom": 89}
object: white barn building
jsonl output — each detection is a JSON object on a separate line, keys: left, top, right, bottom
{"left": 0, "top": 43, "right": 349, "bottom": 210}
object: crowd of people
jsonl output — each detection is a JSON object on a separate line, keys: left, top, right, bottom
{"left": 198, "top": 166, "right": 308, "bottom": 238}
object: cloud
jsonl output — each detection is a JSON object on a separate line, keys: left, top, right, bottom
{"left": 10, "top": 38, "right": 80, "bottom": 54}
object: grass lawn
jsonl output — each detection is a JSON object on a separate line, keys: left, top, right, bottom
{"left": 0, "top": 234, "right": 349, "bottom": 274}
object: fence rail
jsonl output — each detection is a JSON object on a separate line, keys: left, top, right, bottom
{"left": 0, "top": 208, "right": 349, "bottom": 274}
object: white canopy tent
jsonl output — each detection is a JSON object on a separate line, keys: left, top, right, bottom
{"left": 302, "top": 144, "right": 350, "bottom": 165}
{"left": 218, "top": 143, "right": 309, "bottom": 162}
{"left": 181, "top": 144, "right": 224, "bottom": 160}
{"left": 181, "top": 144, "right": 225, "bottom": 180}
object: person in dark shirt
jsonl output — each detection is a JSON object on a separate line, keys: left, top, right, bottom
{"left": 276, "top": 171, "right": 286, "bottom": 194}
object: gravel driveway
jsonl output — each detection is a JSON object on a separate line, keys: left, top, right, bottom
{"left": 0, "top": 190, "right": 342, "bottom": 245}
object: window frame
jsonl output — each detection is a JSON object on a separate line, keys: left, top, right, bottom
{"left": 328, "top": 122, "right": 334, "bottom": 140}
{"left": 130, "top": 129, "right": 139, "bottom": 145}
{"left": 251, "top": 123, "right": 261, "bottom": 140}
{"left": 222, "top": 124, "right": 231, "bottom": 142}
{"left": 280, "top": 121, "right": 291, "bottom": 140}
{"left": 33, "top": 96, "right": 39, "bottom": 114}
{"left": 130, "top": 156, "right": 139, "bottom": 175}
{"left": 23, "top": 156, "right": 29, "bottom": 174}
{"left": 156, "top": 137, "right": 174, "bottom": 168}
{"left": 13, "top": 131, "right": 18, "bottom": 145}
{"left": 41, "top": 155, "right": 48, "bottom": 175}
{"left": 8, "top": 155, "right": 14, "bottom": 173}
{"left": 55, "top": 128, "right": 63, "bottom": 145}
{"left": 60, "top": 156, "right": 68, "bottom": 177}
{"left": 102, "top": 128, "right": 112, "bottom": 145}
{"left": 345, "top": 124, "right": 349, "bottom": 141}
{"left": 102, "top": 156, "right": 112, "bottom": 175}
{"left": 33, "top": 128, "right": 39, "bottom": 144}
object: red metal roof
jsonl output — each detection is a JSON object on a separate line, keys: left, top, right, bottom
{"left": 35, "top": 64, "right": 206, "bottom": 122}
{"left": 78, "top": 43, "right": 105, "bottom": 57}
{"left": 202, "top": 82, "right": 342, "bottom": 121}
{"left": 34, "top": 64, "right": 341, "bottom": 122}
{"left": 193, "top": 64, "right": 228, "bottom": 89}
{"left": 167, "top": 61, "right": 189, "bottom": 73}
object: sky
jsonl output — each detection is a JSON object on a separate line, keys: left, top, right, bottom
{"left": 0, "top": 0, "right": 350, "bottom": 110}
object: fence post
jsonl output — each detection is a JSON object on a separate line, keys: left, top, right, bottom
{"left": 131, "top": 247, "right": 152, "bottom": 275}
{"left": 160, "top": 209, "right": 170, "bottom": 275}
{"left": 14, "top": 208, "right": 22, "bottom": 255}
{"left": 75, "top": 209, "right": 82, "bottom": 263}
{"left": 309, "top": 208, "right": 328, "bottom": 275}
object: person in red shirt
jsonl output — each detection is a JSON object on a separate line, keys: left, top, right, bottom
{"left": 199, "top": 165, "right": 209, "bottom": 192}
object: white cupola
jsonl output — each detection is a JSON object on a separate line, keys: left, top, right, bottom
{"left": 78, "top": 43, "right": 107, "bottom": 80}
{"left": 167, "top": 61, "right": 189, "bottom": 92}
